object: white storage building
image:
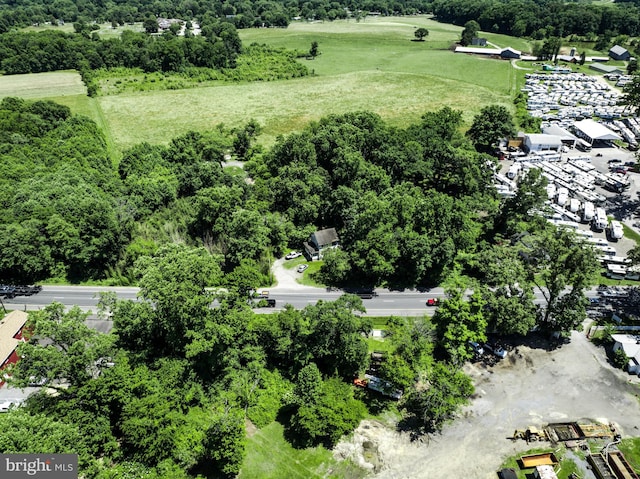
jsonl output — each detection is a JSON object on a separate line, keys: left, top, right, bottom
{"left": 524, "top": 134, "right": 563, "bottom": 153}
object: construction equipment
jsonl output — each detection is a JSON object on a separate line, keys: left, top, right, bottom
{"left": 513, "top": 426, "right": 548, "bottom": 442}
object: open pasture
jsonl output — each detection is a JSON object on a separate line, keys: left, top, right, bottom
{"left": 98, "top": 16, "right": 516, "bottom": 151}
{"left": 2, "top": 17, "right": 518, "bottom": 152}
{"left": 0, "top": 70, "right": 86, "bottom": 99}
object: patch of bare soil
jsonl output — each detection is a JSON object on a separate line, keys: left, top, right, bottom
{"left": 334, "top": 329, "right": 640, "bottom": 478}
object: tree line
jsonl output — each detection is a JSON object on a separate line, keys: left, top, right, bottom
{"left": 430, "top": 0, "right": 640, "bottom": 39}
{"left": 0, "top": 0, "right": 638, "bottom": 42}
{"left": 0, "top": 21, "right": 241, "bottom": 75}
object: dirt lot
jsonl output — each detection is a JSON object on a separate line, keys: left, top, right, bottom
{"left": 334, "top": 327, "right": 640, "bottom": 478}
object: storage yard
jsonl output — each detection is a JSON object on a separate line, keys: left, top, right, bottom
{"left": 494, "top": 71, "right": 639, "bottom": 281}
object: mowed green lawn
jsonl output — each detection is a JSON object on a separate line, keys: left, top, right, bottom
{"left": 0, "top": 70, "right": 86, "bottom": 99}
{"left": 1, "top": 16, "right": 518, "bottom": 153}
{"left": 241, "top": 421, "right": 367, "bottom": 479}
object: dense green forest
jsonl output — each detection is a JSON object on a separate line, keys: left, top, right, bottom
{"left": 0, "top": 248, "right": 473, "bottom": 478}
{"left": 0, "top": 20, "right": 309, "bottom": 96}
{"left": 430, "top": 0, "right": 640, "bottom": 38}
{"left": 0, "top": 93, "right": 602, "bottom": 476}
{"left": 0, "top": 0, "right": 638, "bottom": 39}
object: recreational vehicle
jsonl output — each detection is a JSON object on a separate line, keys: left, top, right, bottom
{"left": 581, "top": 202, "right": 594, "bottom": 223}
{"left": 556, "top": 187, "right": 568, "bottom": 207}
{"left": 608, "top": 220, "right": 624, "bottom": 240}
{"left": 568, "top": 198, "right": 580, "bottom": 213}
{"left": 592, "top": 208, "right": 607, "bottom": 231}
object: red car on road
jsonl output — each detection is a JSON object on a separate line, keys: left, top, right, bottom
{"left": 426, "top": 298, "right": 439, "bottom": 306}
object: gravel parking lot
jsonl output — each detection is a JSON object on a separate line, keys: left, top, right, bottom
{"left": 336, "top": 326, "right": 640, "bottom": 478}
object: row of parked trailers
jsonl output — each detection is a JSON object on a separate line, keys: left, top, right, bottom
{"left": 523, "top": 73, "right": 628, "bottom": 123}
{"left": 522, "top": 72, "right": 640, "bottom": 150}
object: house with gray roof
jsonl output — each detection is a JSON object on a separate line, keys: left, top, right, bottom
{"left": 303, "top": 228, "right": 340, "bottom": 261}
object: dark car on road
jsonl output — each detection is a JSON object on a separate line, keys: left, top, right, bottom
{"left": 0, "top": 286, "right": 16, "bottom": 298}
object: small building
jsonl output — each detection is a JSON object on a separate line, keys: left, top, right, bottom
{"left": 0, "top": 311, "right": 29, "bottom": 386}
{"left": 500, "top": 47, "right": 521, "bottom": 59}
{"left": 471, "top": 37, "right": 487, "bottom": 46}
{"left": 534, "top": 465, "right": 558, "bottom": 479}
{"left": 524, "top": 134, "right": 563, "bottom": 153}
{"left": 303, "top": 227, "right": 340, "bottom": 261}
{"left": 611, "top": 334, "right": 640, "bottom": 374}
{"left": 589, "top": 63, "right": 624, "bottom": 76}
{"left": 609, "top": 45, "right": 631, "bottom": 61}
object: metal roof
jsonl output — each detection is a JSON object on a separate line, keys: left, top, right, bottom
{"left": 573, "top": 119, "right": 622, "bottom": 141}
{"left": 609, "top": 44, "right": 629, "bottom": 56}
{"left": 525, "top": 134, "right": 563, "bottom": 146}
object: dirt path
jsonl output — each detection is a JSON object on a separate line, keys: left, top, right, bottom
{"left": 335, "top": 328, "right": 640, "bottom": 478}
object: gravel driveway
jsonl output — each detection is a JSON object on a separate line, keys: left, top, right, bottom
{"left": 336, "top": 326, "right": 640, "bottom": 478}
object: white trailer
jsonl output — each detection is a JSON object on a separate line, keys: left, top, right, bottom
{"left": 546, "top": 183, "right": 557, "bottom": 199}
{"left": 581, "top": 201, "right": 595, "bottom": 222}
{"left": 592, "top": 207, "right": 607, "bottom": 231}
{"left": 556, "top": 187, "right": 568, "bottom": 206}
{"left": 568, "top": 198, "right": 580, "bottom": 213}
{"left": 506, "top": 163, "right": 521, "bottom": 180}
{"left": 608, "top": 220, "right": 624, "bottom": 240}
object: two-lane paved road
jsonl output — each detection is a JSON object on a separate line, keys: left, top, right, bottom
{"left": 3, "top": 285, "right": 598, "bottom": 317}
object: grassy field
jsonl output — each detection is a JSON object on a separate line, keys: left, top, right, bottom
{"left": 240, "top": 421, "right": 367, "bottom": 479}
{"left": 0, "top": 70, "right": 86, "bottom": 99}
{"left": 2, "top": 16, "right": 518, "bottom": 153}
{"left": 94, "top": 16, "right": 515, "bottom": 152}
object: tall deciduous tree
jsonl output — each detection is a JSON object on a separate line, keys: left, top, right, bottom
{"left": 461, "top": 20, "right": 480, "bottom": 46}
{"left": 303, "top": 294, "right": 371, "bottom": 378}
{"left": 522, "top": 227, "right": 599, "bottom": 334}
{"left": 432, "top": 283, "right": 487, "bottom": 365}
{"left": 7, "top": 303, "right": 115, "bottom": 392}
{"left": 309, "top": 41, "right": 319, "bottom": 58}
{"left": 467, "top": 105, "right": 516, "bottom": 153}
{"left": 620, "top": 73, "right": 640, "bottom": 115}
{"left": 289, "top": 377, "right": 366, "bottom": 448}
{"left": 402, "top": 361, "right": 474, "bottom": 433}
{"left": 113, "top": 244, "right": 222, "bottom": 359}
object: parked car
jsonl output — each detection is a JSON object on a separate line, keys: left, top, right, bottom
{"left": 297, "top": 264, "right": 308, "bottom": 273}
{"left": 285, "top": 251, "right": 302, "bottom": 260}
{"left": 608, "top": 158, "right": 622, "bottom": 165}
{"left": 588, "top": 297, "right": 600, "bottom": 306}
{"left": 468, "top": 341, "right": 484, "bottom": 356}
{"left": 491, "top": 345, "right": 507, "bottom": 359}
{"left": 0, "top": 285, "right": 16, "bottom": 298}
{"left": 426, "top": 298, "right": 439, "bottom": 306}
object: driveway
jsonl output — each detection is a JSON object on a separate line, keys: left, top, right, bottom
{"left": 270, "top": 257, "right": 324, "bottom": 292}
{"left": 336, "top": 326, "right": 640, "bottom": 478}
